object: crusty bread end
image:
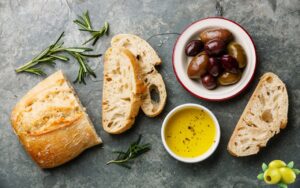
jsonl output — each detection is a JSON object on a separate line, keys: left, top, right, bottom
{"left": 227, "top": 72, "right": 288, "bottom": 157}
{"left": 11, "top": 70, "right": 101, "bottom": 168}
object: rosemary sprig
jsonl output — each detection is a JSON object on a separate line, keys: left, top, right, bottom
{"left": 106, "top": 135, "right": 151, "bottom": 169}
{"left": 15, "top": 32, "right": 102, "bottom": 84}
{"left": 74, "top": 10, "right": 109, "bottom": 45}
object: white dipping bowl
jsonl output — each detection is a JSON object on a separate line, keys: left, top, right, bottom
{"left": 161, "top": 103, "right": 220, "bottom": 163}
{"left": 172, "top": 17, "right": 257, "bottom": 101}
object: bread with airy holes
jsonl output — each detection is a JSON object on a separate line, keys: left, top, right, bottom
{"left": 111, "top": 34, "right": 167, "bottom": 117}
{"left": 228, "top": 72, "right": 288, "bottom": 156}
{"left": 102, "top": 47, "right": 144, "bottom": 134}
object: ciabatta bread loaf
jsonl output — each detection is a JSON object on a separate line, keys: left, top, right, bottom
{"left": 227, "top": 72, "right": 288, "bottom": 156}
{"left": 111, "top": 34, "right": 167, "bottom": 117}
{"left": 11, "top": 70, "right": 102, "bottom": 168}
{"left": 102, "top": 47, "right": 143, "bottom": 134}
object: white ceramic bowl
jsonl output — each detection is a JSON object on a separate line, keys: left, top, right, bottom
{"left": 161, "top": 103, "right": 220, "bottom": 163}
{"left": 172, "top": 17, "right": 257, "bottom": 101}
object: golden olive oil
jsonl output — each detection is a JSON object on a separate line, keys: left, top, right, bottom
{"left": 165, "top": 108, "right": 216, "bottom": 158}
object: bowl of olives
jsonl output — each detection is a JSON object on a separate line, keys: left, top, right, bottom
{"left": 173, "top": 17, "right": 256, "bottom": 101}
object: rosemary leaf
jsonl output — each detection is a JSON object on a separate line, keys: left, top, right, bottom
{"left": 80, "top": 53, "right": 102, "bottom": 58}
{"left": 23, "top": 68, "right": 46, "bottom": 76}
{"left": 74, "top": 11, "right": 109, "bottom": 45}
{"left": 64, "top": 47, "right": 93, "bottom": 53}
{"left": 52, "top": 32, "right": 65, "bottom": 47}
{"left": 83, "top": 10, "right": 92, "bottom": 29}
{"left": 79, "top": 28, "right": 99, "bottom": 32}
{"left": 106, "top": 135, "right": 151, "bottom": 169}
{"left": 44, "top": 61, "right": 56, "bottom": 67}
{"left": 15, "top": 32, "right": 100, "bottom": 84}
{"left": 32, "top": 47, "right": 51, "bottom": 62}
{"left": 83, "top": 34, "right": 99, "bottom": 45}
{"left": 73, "top": 20, "right": 87, "bottom": 29}
{"left": 49, "top": 54, "right": 69, "bottom": 61}
{"left": 36, "top": 56, "right": 55, "bottom": 63}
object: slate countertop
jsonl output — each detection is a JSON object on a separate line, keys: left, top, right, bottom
{"left": 0, "top": 0, "right": 299, "bottom": 187}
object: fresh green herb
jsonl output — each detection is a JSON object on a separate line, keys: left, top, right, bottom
{"left": 106, "top": 135, "right": 151, "bottom": 169}
{"left": 15, "top": 32, "right": 101, "bottom": 84}
{"left": 74, "top": 10, "right": 109, "bottom": 45}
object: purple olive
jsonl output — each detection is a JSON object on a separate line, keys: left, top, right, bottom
{"left": 185, "top": 40, "right": 204, "bottom": 56}
{"left": 204, "top": 39, "right": 226, "bottom": 56}
{"left": 220, "top": 54, "right": 239, "bottom": 74}
{"left": 201, "top": 74, "right": 217, "bottom": 90}
{"left": 207, "top": 57, "right": 222, "bottom": 77}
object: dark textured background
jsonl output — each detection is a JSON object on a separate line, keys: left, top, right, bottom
{"left": 0, "top": 0, "right": 299, "bottom": 187}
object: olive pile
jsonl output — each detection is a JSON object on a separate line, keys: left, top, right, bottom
{"left": 185, "top": 28, "right": 247, "bottom": 90}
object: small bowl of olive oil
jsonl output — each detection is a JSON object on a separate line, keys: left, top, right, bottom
{"left": 161, "top": 103, "right": 220, "bottom": 163}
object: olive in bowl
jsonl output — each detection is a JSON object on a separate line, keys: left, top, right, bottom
{"left": 185, "top": 40, "right": 204, "bottom": 56}
{"left": 204, "top": 39, "right": 226, "bottom": 56}
{"left": 173, "top": 17, "right": 256, "bottom": 100}
{"left": 227, "top": 42, "right": 247, "bottom": 68}
{"left": 218, "top": 71, "right": 242, "bottom": 86}
{"left": 201, "top": 74, "right": 217, "bottom": 90}
{"left": 220, "top": 54, "right": 239, "bottom": 74}
{"left": 187, "top": 52, "right": 208, "bottom": 79}
{"left": 199, "top": 28, "right": 233, "bottom": 43}
{"left": 207, "top": 57, "right": 222, "bottom": 77}
{"left": 184, "top": 27, "right": 247, "bottom": 91}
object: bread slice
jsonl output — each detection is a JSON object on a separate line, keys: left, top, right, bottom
{"left": 111, "top": 34, "right": 167, "bottom": 117}
{"left": 11, "top": 70, "right": 102, "bottom": 168}
{"left": 102, "top": 47, "right": 144, "bottom": 134}
{"left": 228, "top": 72, "right": 288, "bottom": 156}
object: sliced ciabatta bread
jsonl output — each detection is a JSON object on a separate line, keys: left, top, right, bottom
{"left": 111, "top": 34, "right": 167, "bottom": 117}
{"left": 11, "top": 70, "right": 101, "bottom": 168}
{"left": 102, "top": 47, "right": 144, "bottom": 134}
{"left": 228, "top": 72, "right": 288, "bottom": 157}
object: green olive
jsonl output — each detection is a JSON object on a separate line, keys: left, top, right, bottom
{"left": 218, "top": 71, "right": 242, "bottom": 86}
{"left": 269, "top": 160, "right": 286, "bottom": 169}
{"left": 279, "top": 167, "right": 296, "bottom": 184}
{"left": 227, "top": 42, "right": 247, "bottom": 68}
{"left": 264, "top": 168, "right": 282, "bottom": 184}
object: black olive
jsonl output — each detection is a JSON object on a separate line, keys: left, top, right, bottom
{"left": 185, "top": 40, "right": 204, "bottom": 56}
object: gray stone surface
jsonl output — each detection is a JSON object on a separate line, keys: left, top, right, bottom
{"left": 0, "top": 0, "right": 299, "bottom": 187}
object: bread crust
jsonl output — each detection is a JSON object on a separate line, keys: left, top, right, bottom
{"left": 111, "top": 34, "right": 167, "bottom": 117}
{"left": 11, "top": 70, "right": 101, "bottom": 168}
{"left": 102, "top": 47, "right": 143, "bottom": 134}
{"left": 227, "top": 72, "right": 288, "bottom": 157}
